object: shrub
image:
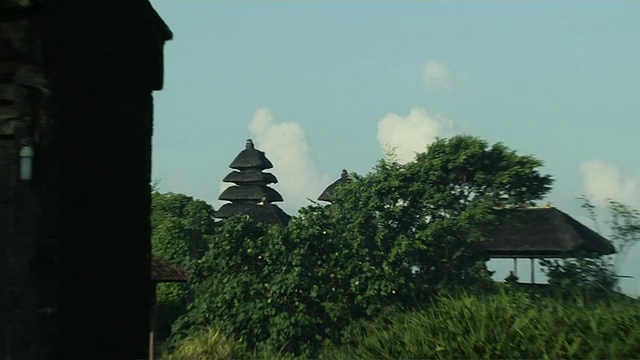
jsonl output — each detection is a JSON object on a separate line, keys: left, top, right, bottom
{"left": 540, "top": 255, "right": 618, "bottom": 296}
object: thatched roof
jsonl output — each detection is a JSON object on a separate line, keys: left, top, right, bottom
{"left": 151, "top": 257, "right": 187, "bottom": 283}
{"left": 215, "top": 203, "right": 291, "bottom": 226}
{"left": 318, "top": 169, "right": 350, "bottom": 202}
{"left": 223, "top": 170, "right": 278, "bottom": 185}
{"left": 229, "top": 139, "right": 273, "bottom": 170}
{"left": 219, "top": 185, "right": 283, "bottom": 203}
{"left": 483, "top": 207, "right": 615, "bottom": 258}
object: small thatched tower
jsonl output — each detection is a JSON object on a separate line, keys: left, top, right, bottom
{"left": 216, "top": 139, "right": 290, "bottom": 225}
{"left": 318, "top": 169, "right": 351, "bottom": 203}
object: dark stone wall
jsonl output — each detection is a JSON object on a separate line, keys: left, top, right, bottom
{"left": 0, "top": 1, "right": 167, "bottom": 358}
{"left": 0, "top": 130, "right": 53, "bottom": 360}
{"left": 0, "top": 137, "right": 17, "bottom": 359}
{"left": 39, "top": 1, "right": 163, "bottom": 358}
{"left": 1, "top": 10, "right": 54, "bottom": 356}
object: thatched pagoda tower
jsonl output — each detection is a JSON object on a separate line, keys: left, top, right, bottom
{"left": 216, "top": 139, "right": 290, "bottom": 225}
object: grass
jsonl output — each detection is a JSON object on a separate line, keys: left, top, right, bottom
{"left": 162, "top": 325, "right": 296, "bottom": 360}
{"left": 319, "top": 289, "right": 640, "bottom": 359}
{"left": 163, "top": 289, "right": 640, "bottom": 359}
{"left": 162, "top": 326, "right": 236, "bottom": 360}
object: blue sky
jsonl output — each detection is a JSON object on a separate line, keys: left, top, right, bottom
{"left": 149, "top": 1, "right": 640, "bottom": 294}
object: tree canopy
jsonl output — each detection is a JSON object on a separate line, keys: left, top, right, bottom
{"left": 540, "top": 196, "right": 640, "bottom": 296}
{"left": 173, "top": 135, "right": 555, "bottom": 356}
{"left": 151, "top": 191, "right": 217, "bottom": 263}
{"left": 151, "top": 191, "right": 217, "bottom": 341}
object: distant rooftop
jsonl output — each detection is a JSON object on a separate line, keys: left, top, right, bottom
{"left": 318, "top": 169, "right": 351, "bottom": 203}
{"left": 151, "top": 257, "right": 187, "bottom": 283}
{"left": 483, "top": 207, "right": 615, "bottom": 258}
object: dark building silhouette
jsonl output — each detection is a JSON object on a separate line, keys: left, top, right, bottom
{"left": 216, "top": 139, "right": 290, "bottom": 226}
{"left": 1, "top": 1, "right": 171, "bottom": 359}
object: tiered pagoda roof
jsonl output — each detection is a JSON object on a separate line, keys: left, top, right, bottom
{"left": 215, "top": 139, "right": 290, "bottom": 225}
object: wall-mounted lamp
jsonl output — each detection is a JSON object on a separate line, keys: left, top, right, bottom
{"left": 19, "top": 137, "right": 33, "bottom": 181}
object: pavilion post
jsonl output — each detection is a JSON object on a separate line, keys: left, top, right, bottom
{"left": 531, "top": 258, "right": 535, "bottom": 284}
{"left": 513, "top": 258, "right": 518, "bottom": 276}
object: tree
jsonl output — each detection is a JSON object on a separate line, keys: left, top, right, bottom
{"left": 152, "top": 191, "right": 217, "bottom": 262}
{"left": 577, "top": 196, "right": 640, "bottom": 273}
{"left": 175, "top": 135, "right": 554, "bottom": 356}
{"left": 325, "top": 135, "right": 553, "bottom": 313}
{"left": 540, "top": 255, "right": 618, "bottom": 295}
{"left": 607, "top": 199, "right": 640, "bottom": 271}
{"left": 151, "top": 191, "right": 217, "bottom": 341}
{"left": 174, "top": 211, "right": 350, "bottom": 356}
{"left": 547, "top": 196, "right": 640, "bottom": 295}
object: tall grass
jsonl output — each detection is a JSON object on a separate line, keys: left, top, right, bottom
{"left": 163, "top": 326, "right": 236, "bottom": 360}
{"left": 164, "top": 290, "right": 640, "bottom": 359}
{"left": 162, "top": 325, "right": 297, "bottom": 360}
{"left": 320, "top": 289, "right": 640, "bottom": 359}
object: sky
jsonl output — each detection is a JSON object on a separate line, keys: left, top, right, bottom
{"left": 149, "top": 1, "right": 640, "bottom": 294}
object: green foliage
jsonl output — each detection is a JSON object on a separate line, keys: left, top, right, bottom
{"left": 408, "top": 136, "right": 553, "bottom": 207}
{"left": 571, "top": 197, "right": 640, "bottom": 296}
{"left": 174, "top": 213, "right": 346, "bottom": 356}
{"left": 174, "top": 135, "right": 553, "bottom": 356}
{"left": 165, "top": 290, "right": 640, "bottom": 360}
{"left": 540, "top": 256, "right": 618, "bottom": 296}
{"left": 176, "top": 216, "right": 275, "bottom": 346}
{"left": 578, "top": 196, "right": 640, "bottom": 272}
{"left": 607, "top": 199, "right": 640, "bottom": 269}
{"left": 151, "top": 191, "right": 217, "bottom": 262}
{"left": 326, "top": 135, "right": 552, "bottom": 314}
{"left": 320, "top": 289, "right": 640, "bottom": 359}
{"left": 163, "top": 326, "right": 296, "bottom": 360}
{"left": 151, "top": 191, "right": 217, "bottom": 342}
{"left": 163, "top": 326, "right": 236, "bottom": 360}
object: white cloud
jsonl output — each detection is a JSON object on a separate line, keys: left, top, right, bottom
{"left": 377, "top": 107, "right": 453, "bottom": 164}
{"left": 580, "top": 160, "right": 640, "bottom": 207}
{"left": 420, "top": 60, "right": 452, "bottom": 90}
{"left": 246, "top": 108, "right": 332, "bottom": 212}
